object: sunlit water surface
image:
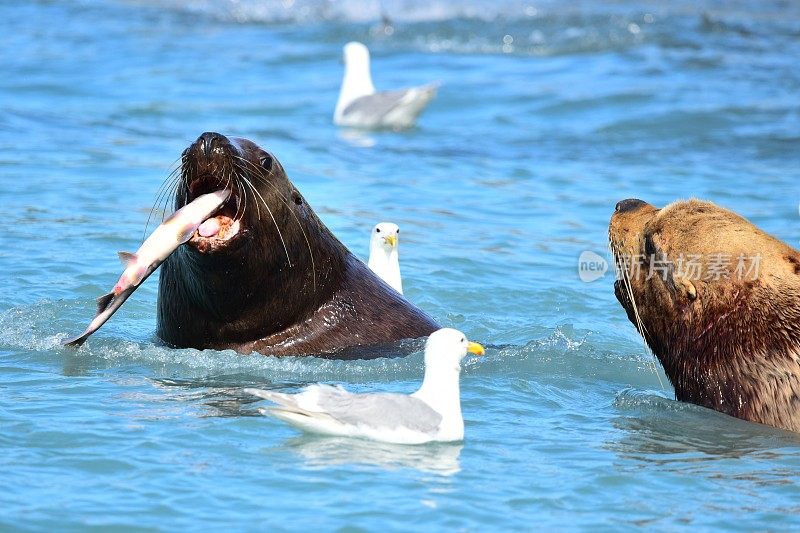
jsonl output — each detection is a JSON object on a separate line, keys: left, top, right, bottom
{"left": 1, "top": 0, "right": 800, "bottom": 529}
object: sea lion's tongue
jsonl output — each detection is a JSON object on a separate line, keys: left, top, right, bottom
{"left": 198, "top": 218, "right": 221, "bottom": 237}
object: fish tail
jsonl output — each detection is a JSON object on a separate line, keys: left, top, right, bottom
{"left": 64, "top": 292, "right": 115, "bottom": 348}
{"left": 63, "top": 330, "right": 90, "bottom": 348}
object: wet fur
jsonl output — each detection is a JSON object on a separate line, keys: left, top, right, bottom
{"left": 157, "top": 133, "right": 438, "bottom": 356}
{"left": 610, "top": 199, "right": 800, "bottom": 432}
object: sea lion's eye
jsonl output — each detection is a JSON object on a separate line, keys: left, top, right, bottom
{"left": 292, "top": 193, "right": 302, "bottom": 205}
{"left": 259, "top": 155, "right": 273, "bottom": 171}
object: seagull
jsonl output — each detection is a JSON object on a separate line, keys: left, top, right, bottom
{"left": 245, "top": 328, "right": 485, "bottom": 444}
{"left": 334, "top": 41, "right": 438, "bottom": 130}
{"left": 368, "top": 222, "right": 402, "bottom": 294}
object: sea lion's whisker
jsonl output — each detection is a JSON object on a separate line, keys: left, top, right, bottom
{"left": 263, "top": 180, "right": 315, "bottom": 287}
{"left": 260, "top": 191, "right": 293, "bottom": 268}
{"left": 152, "top": 155, "right": 182, "bottom": 200}
{"left": 233, "top": 166, "right": 253, "bottom": 222}
{"left": 234, "top": 167, "right": 261, "bottom": 222}
{"left": 265, "top": 182, "right": 316, "bottom": 291}
{"left": 233, "top": 164, "right": 292, "bottom": 267}
{"left": 225, "top": 167, "right": 245, "bottom": 223}
{"left": 233, "top": 155, "right": 317, "bottom": 290}
{"left": 154, "top": 172, "right": 181, "bottom": 232}
{"left": 611, "top": 238, "right": 663, "bottom": 389}
{"left": 239, "top": 176, "right": 251, "bottom": 223}
{"left": 168, "top": 166, "right": 183, "bottom": 200}
{"left": 223, "top": 174, "right": 242, "bottom": 223}
{"left": 162, "top": 174, "right": 182, "bottom": 221}
{"left": 145, "top": 176, "right": 173, "bottom": 236}
{"left": 144, "top": 164, "right": 183, "bottom": 242}
{"left": 608, "top": 240, "right": 654, "bottom": 380}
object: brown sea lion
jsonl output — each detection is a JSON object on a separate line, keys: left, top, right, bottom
{"left": 156, "top": 132, "right": 439, "bottom": 357}
{"left": 609, "top": 198, "right": 800, "bottom": 432}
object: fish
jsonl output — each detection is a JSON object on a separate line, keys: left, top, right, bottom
{"left": 64, "top": 189, "right": 231, "bottom": 347}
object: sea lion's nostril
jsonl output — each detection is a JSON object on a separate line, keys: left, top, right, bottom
{"left": 615, "top": 198, "right": 648, "bottom": 214}
{"left": 197, "top": 132, "right": 225, "bottom": 157}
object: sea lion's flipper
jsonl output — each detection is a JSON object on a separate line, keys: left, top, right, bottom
{"left": 118, "top": 251, "right": 138, "bottom": 266}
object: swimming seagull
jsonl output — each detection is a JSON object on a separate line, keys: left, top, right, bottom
{"left": 244, "top": 328, "right": 485, "bottom": 444}
{"left": 368, "top": 222, "right": 402, "bottom": 294}
{"left": 334, "top": 41, "right": 438, "bottom": 129}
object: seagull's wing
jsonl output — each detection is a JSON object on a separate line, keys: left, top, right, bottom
{"left": 342, "top": 84, "right": 438, "bottom": 127}
{"left": 343, "top": 89, "right": 411, "bottom": 118}
{"left": 245, "top": 385, "right": 442, "bottom": 433}
{"left": 313, "top": 386, "right": 443, "bottom": 433}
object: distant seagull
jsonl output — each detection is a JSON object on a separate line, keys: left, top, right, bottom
{"left": 334, "top": 41, "right": 438, "bottom": 130}
{"left": 245, "top": 328, "right": 486, "bottom": 444}
{"left": 368, "top": 222, "right": 402, "bottom": 294}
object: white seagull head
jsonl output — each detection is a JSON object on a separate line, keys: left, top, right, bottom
{"left": 343, "top": 41, "right": 371, "bottom": 70}
{"left": 424, "top": 328, "right": 485, "bottom": 374}
{"left": 370, "top": 222, "right": 399, "bottom": 253}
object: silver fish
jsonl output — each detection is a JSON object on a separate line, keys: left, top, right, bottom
{"left": 64, "top": 190, "right": 230, "bottom": 347}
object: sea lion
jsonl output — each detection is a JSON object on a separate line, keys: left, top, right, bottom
{"left": 156, "top": 132, "right": 439, "bottom": 357}
{"left": 609, "top": 198, "right": 800, "bottom": 432}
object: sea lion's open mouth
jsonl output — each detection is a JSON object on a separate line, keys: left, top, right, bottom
{"left": 184, "top": 175, "right": 246, "bottom": 253}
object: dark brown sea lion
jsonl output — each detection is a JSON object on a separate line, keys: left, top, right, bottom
{"left": 609, "top": 198, "right": 800, "bottom": 432}
{"left": 156, "top": 132, "right": 439, "bottom": 357}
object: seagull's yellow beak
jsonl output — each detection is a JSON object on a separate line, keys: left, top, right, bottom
{"left": 467, "top": 341, "right": 485, "bottom": 356}
{"left": 384, "top": 235, "right": 397, "bottom": 247}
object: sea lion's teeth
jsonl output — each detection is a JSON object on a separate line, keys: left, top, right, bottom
{"left": 224, "top": 219, "right": 240, "bottom": 240}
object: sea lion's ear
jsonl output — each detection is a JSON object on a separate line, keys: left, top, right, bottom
{"left": 674, "top": 276, "right": 697, "bottom": 301}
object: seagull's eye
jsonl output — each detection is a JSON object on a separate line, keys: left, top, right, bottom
{"left": 461, "top": 338, "right": 466, "bottom": 342}
{"left": 376, "top": 228, "right": 381, "bottom": 233}
{"left": 396, "top": 229, "right": 400, "bottom": 233}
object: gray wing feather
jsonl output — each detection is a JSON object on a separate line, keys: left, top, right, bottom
{"left": 314, "top": 386, "right": 442, "bottom": 433}
{"left": 343, "top": 90, "right": 410, "bottom": 118}
{"left": 342, "top": 84, "right": 437, "bottom": 119}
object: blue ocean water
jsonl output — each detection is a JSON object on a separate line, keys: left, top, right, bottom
{"left": 1, "top": 0, "right": 800, "bottom": 529}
